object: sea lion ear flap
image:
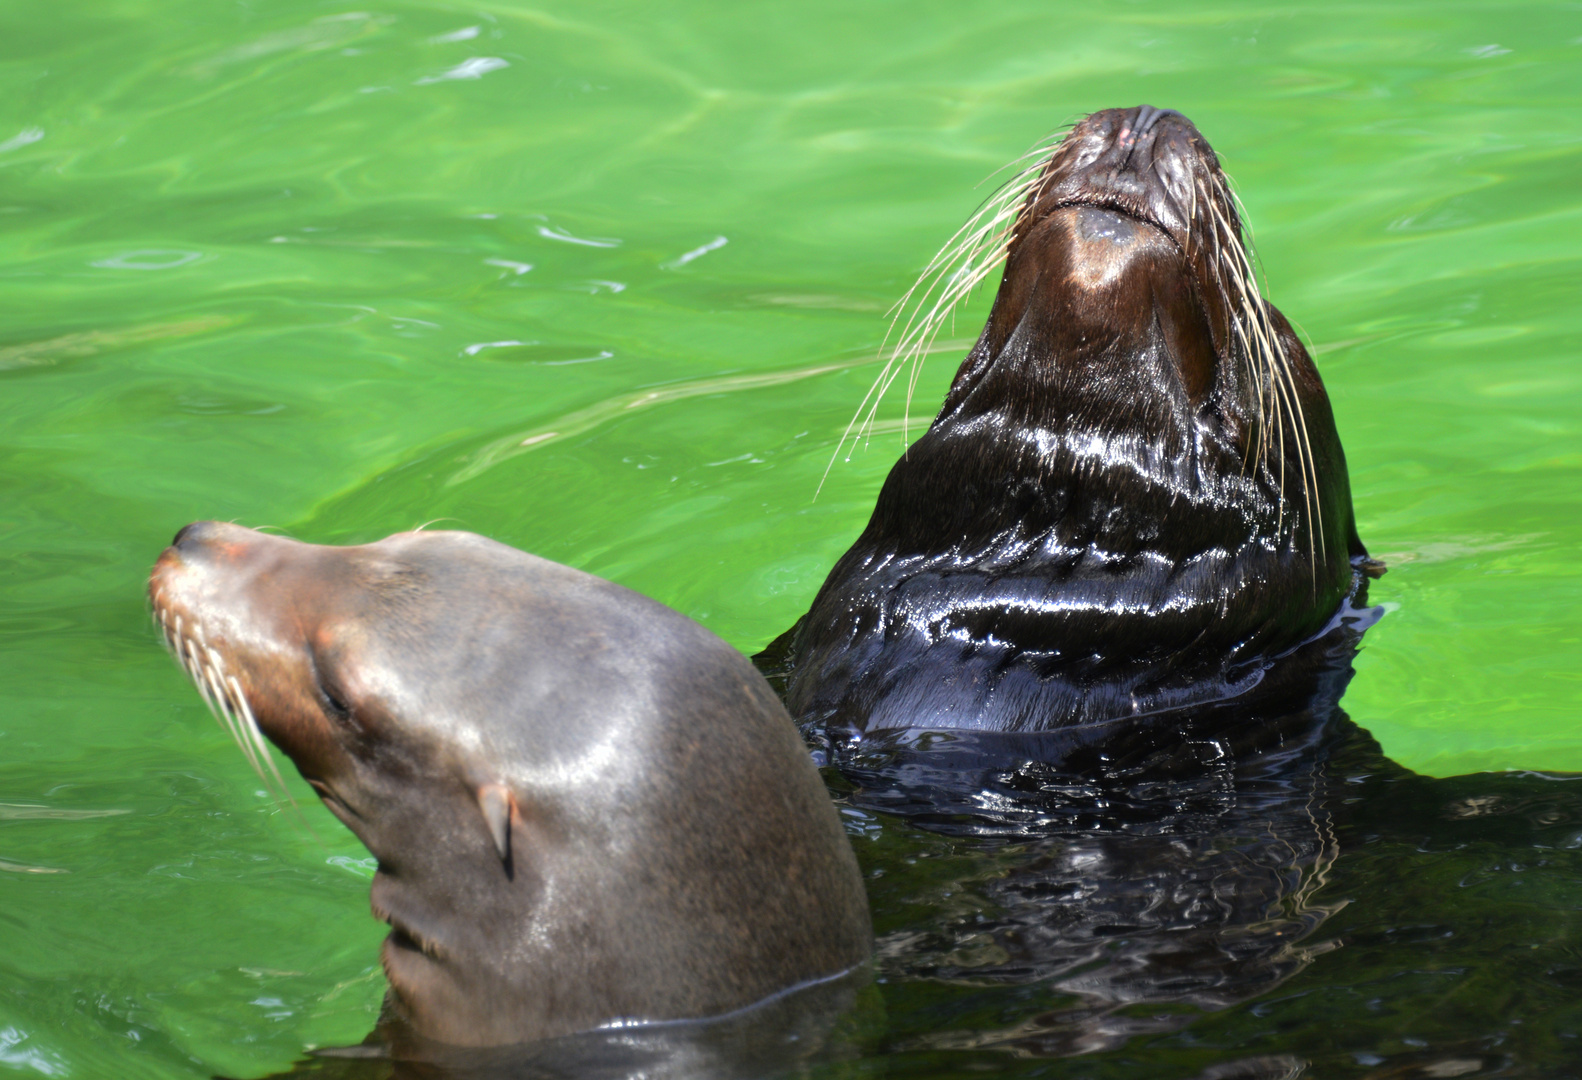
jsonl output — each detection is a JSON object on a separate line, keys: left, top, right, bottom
{"left": 476, "top": 782, "right": 514, "bottom": 864}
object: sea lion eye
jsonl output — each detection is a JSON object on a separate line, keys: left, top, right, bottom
{"left": 308, "top": 651, "right": 354, "bottom": 722}
{"left": 319, "top": 683, "right": 352, "bottom": 721}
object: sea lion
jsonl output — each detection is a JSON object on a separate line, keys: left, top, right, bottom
{"left": 764, "top": 105, "right": 1380, "bottom": 734}
{"left": 147, "top": 521, "right": 872, "bottom": 1050}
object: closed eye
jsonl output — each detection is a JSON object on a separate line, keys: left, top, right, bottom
{"left": 308, "top": 651, "right": 354, "bottom": 723}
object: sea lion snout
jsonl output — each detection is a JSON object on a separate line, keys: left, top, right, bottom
{"left": 170, "top": 519, "right": 225, "bottom": 551}
{"left": 161, "top": 518, "right": 280, "bottom": 569}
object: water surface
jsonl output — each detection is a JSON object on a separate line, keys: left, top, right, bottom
{"left": 2, "top": 1, "right": 1579, "bottom": 1076}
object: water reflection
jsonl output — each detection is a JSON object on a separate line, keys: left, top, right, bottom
{"left": 819, "top": 615, "right": 1582, "bottom": 1075}
{"left": 823, "top": 617, "right": 1381, "bottom": 1057}
{"left": 249, "top": 969, "right": 877, "bottom": 1080}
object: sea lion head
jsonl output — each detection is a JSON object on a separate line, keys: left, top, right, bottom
{"left": 783, "top": 106, "right": 1374, "bottom": 732}
{"left": 982, "top": 109, "right": 1237, "bottom": 399}
{"left": 932, "top": 105, "right": 1356, "bottom": 569}
{"left": 149, "top": 522, "right": 871, "bottom": 1048}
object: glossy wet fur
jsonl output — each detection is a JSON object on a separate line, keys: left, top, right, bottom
{"left": 771, "top": 106, "right": 1370, "bottom": 733}
{"left": 149, "top": 522, "right": 871, "bottom": 1049}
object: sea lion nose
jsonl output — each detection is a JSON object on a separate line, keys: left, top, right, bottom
{"left": 1115, "top": 105, "right": 1186, "bottom": 168}
{"left": 172, "top": 520, "right": 224, "bottom": 551}
{"left": 1131, "top": 105, "right": 1181, "bottom": 137}
{"left": 169, "top": 520, "right": 261, "bottom": 564}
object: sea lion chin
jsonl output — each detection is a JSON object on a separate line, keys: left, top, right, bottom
{"left": 148, "top": 521, "right": 872, "bottom": 1050}
{"left": 764, "top": 105, "right": 1381, "bottom": 735}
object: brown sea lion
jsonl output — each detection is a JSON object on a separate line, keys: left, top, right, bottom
{"left": 763, "top": 105, "right": 1380, "bottom": 735}
{"left": 147, "top": 522, "right": 872, "bottom": 1050}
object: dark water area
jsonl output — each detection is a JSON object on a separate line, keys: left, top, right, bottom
{"left": 843, "top": 698, "right": 1582, "bottom": 1076}
{"left": 822, "top": 619, "right": 1581, "bottom": 1077}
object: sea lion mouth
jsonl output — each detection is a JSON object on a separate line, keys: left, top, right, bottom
{"left": 1044, "top": 194, "right": 1180, "bottom": 253}
{"left": 377, "top": 904, "right": 446, "bottom": 963}
{"left": 305, "top": 777, "right": 364, "bottom": 824}
{"left": 387, "top": 924, "right": 429, "bottom": 957}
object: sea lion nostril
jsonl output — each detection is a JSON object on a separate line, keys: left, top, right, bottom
{"left": 1131, "top": 105, "right": 1182, "bottom": 138}
{"left": 171, "top": 520, "right": 220, "bottom": 550}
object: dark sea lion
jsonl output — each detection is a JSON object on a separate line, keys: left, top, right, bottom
{"left": 147, "top": 521, "right": 872, "bottom": 1050}
{"left": 763, "top": 105, "right": 1381, "bottom": 735}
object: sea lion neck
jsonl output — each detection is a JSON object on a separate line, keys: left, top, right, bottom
{"left": 879, "top": 198, "right": 1252, "bottom": 565}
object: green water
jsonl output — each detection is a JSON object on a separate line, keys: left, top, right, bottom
{"left": 2, "top": 1, "right": 1579, "bottom": 1076}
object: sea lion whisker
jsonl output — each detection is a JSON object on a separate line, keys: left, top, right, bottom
{"left": 197, "top": 641, "right": 268, "bottom": 782}
{"left": 816, "top": 354, "right": 901, "bottom": 494}
{"left": 845, "top": 207, "right": 1011, "bottom": 453}
{"left": 892, "top": 216, "right": 1018, "bottom": 357}
{"left": 175, "top": 627, "right": 219, "bottom": 713}
{"left": 1209, "top": 199, "right": 1284, "bottom": 491}
{"left": 930, "top": 178, "right": 1032, "bottom": 268}
{"left": 881, "top": 182, "right": 1027, "bottom": 332}
{"left": 1203, "top": 195, "right": 1267, "bottom": 475}
{"left": 829, "top": 195, "right": 1021, "bottom": 477}
{"left": 1210, "top": 177, "right": 1297, "bottom": 487}
{"left": 1209, "top": 195, "right": 1326, "bottom": 567}
{"left": 1224, "top": 184, "right": 1276, "bottom": 300}
{"left": 202, "top": 666, "right": 256, "bottom": 774}
{"left": 1268, "top": 348, "right": 1325, "bottom": 575}
{"left": 897, "top": 251, "right": 1010, "bottom": 430}
{"left": 972, "top": 127, "right": 1071, "bottom": 192}
{"left": 229, "top": 677, "right": 298, "bottom": 809}
{"left": 873, "top": 153, "right": 1054, "bottom": 434}
{"left": 816, "top": 339, "right": 915, "bottom": 496}
{"left": 156, "top": 607, "right": 177, "bottom": 652}
{"left": 1241, "top": 268, "right": 1324, "bottom": 566}
{"left": 1262, "top": 323, "right": 1324, "bottom": 573}
{"left": 883, "top": 197, "right": 1023, "bottom": 359}
{"left": 202, "top": 654, "right": 266, "bottom": 782}
{"left": 1196, "top": 180, "right": 1266, "bottom": 480}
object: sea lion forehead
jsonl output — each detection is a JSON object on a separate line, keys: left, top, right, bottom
{"left": 361, "top": 530, "right": 599, "bottom": 603}
{"left": 332, "top": 532, "right": 677, "bottom": 759}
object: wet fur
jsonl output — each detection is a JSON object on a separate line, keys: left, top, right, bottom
{"left": 768, "top": 107, "right": 1373, "bottom": 733}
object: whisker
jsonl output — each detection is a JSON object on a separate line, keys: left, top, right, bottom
{"left": 152, "top": 601, "right": 324, "bottom": 837}
{"left": 1203, "top": 176, "right": 1325, "bottom": 575}
{"left": 820, "top": 130, "right": 1067, "bottom": 492}
{"left": 230, "top": 676, "right": 296, "bottom": 808}
{"left": 202, "top": 648, "right": 264, "bottom": 781}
